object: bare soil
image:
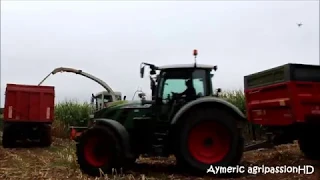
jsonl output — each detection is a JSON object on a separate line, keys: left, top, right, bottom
{"left": 0, "top": 136, "right": 319, "bottom": 180}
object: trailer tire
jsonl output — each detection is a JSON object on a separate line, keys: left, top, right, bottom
{"left": 2, "top": 124, "right": 16, "bottom": 148}
{"left": 76, "top": 125, "right": 124, "bottom": 176}
{"left": 298, "top": 127, "right": 320, "bottom": 160}
{"left": 174, "top": 107, "right": 244, "bottom": 175}
{"left": 39, "top": 125, "right": 52, "bottom": 147}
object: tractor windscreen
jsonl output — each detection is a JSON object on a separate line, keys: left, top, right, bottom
{"left": 160, "top": 69, "right": 207, "bottom": 99}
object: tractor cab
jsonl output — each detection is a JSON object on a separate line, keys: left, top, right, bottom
{"left": 91, "top": 91, "right": 123, "bottom": 112}
{"left": 156, "top": 64, "right": 216, "bottom": 102}
{"left": 140, "top": 50, "right": 218, "bottom": 121}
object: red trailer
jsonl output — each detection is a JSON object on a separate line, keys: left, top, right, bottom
{"left": 2, "top": 84, "right": 55, "bottom": 148}
{"left": 244, "top": 63, "right": 320, "bottom": 159}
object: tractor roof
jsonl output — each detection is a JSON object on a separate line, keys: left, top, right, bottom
{"left": 158, "top": 64, "right": 215, "bottom": 70}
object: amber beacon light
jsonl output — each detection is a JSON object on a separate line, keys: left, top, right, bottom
{"left": 193, "top": 49, "right": 198, "bottom": 56}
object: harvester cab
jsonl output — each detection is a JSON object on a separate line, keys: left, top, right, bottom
{"left": 91, "top": 91, "right": 123, "bottom": 112}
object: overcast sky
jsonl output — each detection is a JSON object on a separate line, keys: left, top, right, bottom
{"left": 1, "top": 1, "right": 319, "bottom": 106}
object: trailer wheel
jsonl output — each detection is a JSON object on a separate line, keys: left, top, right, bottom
{"left": 39, "top": 125, "right": 52, "bottom": 147}
{"left": 298, "top": 127, "right": 320, "bottom": 160}
{"left": 174, "top": 107, "right": 244, "bottom": 175}
{"left": 2, "top": 124, "right": 16, "bottom": 148}
{"left": 76, "top": 125, "right": 123, "bottom": 176}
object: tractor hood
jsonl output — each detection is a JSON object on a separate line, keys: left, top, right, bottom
{"left": 107, "top": 100, "right": 151, "bottom": 109}
{"left": 94, "top": 100, "right": 152, "bottom": 119}
{"left": 106, "top": 100, "right": 130, "bottom": 108}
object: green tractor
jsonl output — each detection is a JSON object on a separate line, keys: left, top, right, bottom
{"left": 76, "top": 50, "right": 246, "bottom": 176}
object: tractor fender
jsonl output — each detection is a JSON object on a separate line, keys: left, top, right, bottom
{"left": 171, "top": 97, "right": 246, "bottom": 125}
{"left": 93, "top": 118, "right": 133, "bottom": 159}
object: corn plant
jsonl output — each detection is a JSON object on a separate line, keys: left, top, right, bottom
{"left": 55, "top": 99, "right": 91, "bottom": 126}
{"left": 53, "top": 99, "right": 91, "bottom": 138}
{"left": 221, "top": 90, "right": 265, "bottom": 141}
{"left": 220, "top": 89, "right": 246, "bottom": 114}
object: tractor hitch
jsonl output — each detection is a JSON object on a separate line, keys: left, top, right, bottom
{"left": 244, "top": 133, "right": 275, "bottom": 152}
{"left": 244, "top": 140, "right": 274, "bottom": 152}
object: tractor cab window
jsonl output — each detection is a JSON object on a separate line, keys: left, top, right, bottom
{"left": 193, "top": 78, "right": 205, "bottom": 97}
{"left": 103, "top": 95, "right": 112, "bottom": 103}
{"left": 115, "top": 95, "right": 122, "bottom": 101}
{"left": 160, "top": 69, "right": 207, "bottom": 102}
{"left": 163, "top": 79, "right": 186, "bottom": 100}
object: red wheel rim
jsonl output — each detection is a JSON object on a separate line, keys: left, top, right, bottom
{"left": 188, "top": 121, "right": 231, "bottom": 164}
{"left": 84, "top": 136, "right": 110, "bottom": 167}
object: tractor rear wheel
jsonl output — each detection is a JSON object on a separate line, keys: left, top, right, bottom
{"left": 174, "top": 107, "right": 244, "bottom": 175}
{"left": 76, "top": 125, "right": 123, "bottom": 176}
{"left": 298, "top": 126, "right": 320, "bottom": 160}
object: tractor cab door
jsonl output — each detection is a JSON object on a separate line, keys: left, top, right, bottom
{"left": 154, "top": 69, "right": 208, "bottom": 122}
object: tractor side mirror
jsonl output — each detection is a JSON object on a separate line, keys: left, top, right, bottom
{"left": 213, "top": 66, "right": 218, "bottom": 71}
{"left": 140, "top": 66, "right": 145, "bottom": 78}
{"left": 150, "top": 69, "right": 156, "bottom": 75}
{"left": 123, "top": 96, "right": 126, "bottom": 100}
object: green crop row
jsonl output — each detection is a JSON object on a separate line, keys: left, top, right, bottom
{"left": 55, "top": 100, "right": 91, "bottom": 126}
{"left": 52, "top": 100, "right": 92, "bottom": 138}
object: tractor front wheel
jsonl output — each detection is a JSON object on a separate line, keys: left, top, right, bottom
{"left": 76, "top": 125, "right": 123, "bottom": 176}
{"left": 174, "top": 107, "right": 244, "bottom": 175}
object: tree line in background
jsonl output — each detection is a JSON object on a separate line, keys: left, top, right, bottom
{"left": 0, "top": 90, "right": 266, "bottom": 141}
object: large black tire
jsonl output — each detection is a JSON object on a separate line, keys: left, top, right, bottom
{"left": 174, "top": 107, "right": 244, "bottom": 175}
{"left": 39, "top": 125, "right": 52, "bottom": 147}
{"left": 2, "top": 124, "right": 16, "bottom": 148}
{"left": 298, "top": 126, "right": 320, "bottom": 160}
{"left": 76, "top": 125, "right": 124, "bottom": 176}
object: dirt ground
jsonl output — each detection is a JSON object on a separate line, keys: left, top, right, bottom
{"left": 0, "top": 136, "right": 320, "bottom": 180}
